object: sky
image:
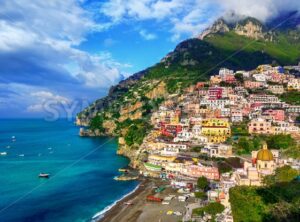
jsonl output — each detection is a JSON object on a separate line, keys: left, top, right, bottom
{"left": 0, "top": 0, "right": 300, "bottom": 118}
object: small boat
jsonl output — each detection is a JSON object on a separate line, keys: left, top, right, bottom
{"left": 19, "top": 154, "right": 25, "bottom": 157}
{"left": 118, "top": 168, "right": 128, "bottom": 173}
{"left": 0, "top": 152, "right": 7, "bottom": 156}
{"left": 39, "top": 173, "right": 50, "bottom": 178}
{"left": 124, "top": 201, "right": 134, "bottom": 206}
{"left": 6, "top": 146, "right": 10, "bottom": 149}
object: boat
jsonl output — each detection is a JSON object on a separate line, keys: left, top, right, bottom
{"left": 155, "top": 186, "right": 166, "bottom": 193}
{"left": 118, "top": 168, "right": 128, "bottom": 173}
{"left": 0, "top": 152, "right": 7, "bottom": 156}
{"left": 113, "top": 175, "right": 138, "bottom": 181}
{"left": 19, "top": 154, "right": 25, "bottom": 157}
{"left": 124, "top": 201, "right": 134, "bottom": 205}
{"left": 146, "top": 195, "right": 163, "bottom": 202}
{"left": 39, "top": 173, "right": 50, "bottom": 178}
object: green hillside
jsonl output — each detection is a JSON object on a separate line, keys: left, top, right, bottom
{"left": 77, "top": 15, "right": 300, "bottom": 142}
{"left": 145, "top": 30, "right": 300, "bottom": 93}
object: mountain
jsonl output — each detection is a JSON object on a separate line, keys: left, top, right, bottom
{"left": 77, "top": 12, "right": 300, "bottom": 144}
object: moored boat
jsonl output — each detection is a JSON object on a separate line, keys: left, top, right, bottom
{"left": 39, "top": 173, "right": 50, "bottom": 178}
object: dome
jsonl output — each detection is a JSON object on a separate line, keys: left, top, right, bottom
{"left": 257, "top": 142, "right": 273, "bottom": 161}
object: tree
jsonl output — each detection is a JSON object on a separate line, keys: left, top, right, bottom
{"left": 193, "top": 202, "right": 225, "bottom": 217}
{"left": 197, "top": 176, "right": 209, "bottom": 190}
{"left": 266, "top": 134, "right": 296, "bottom": 150}
{"left": 194, "top": 191, "right": 207, "bottom": 200}
{"left": 90, "top": 115, "right": 105, "bottom": 132}
{"left": 275, "top": 165, "right": 298, "bottom": 183}
{"left": 237, "top": 137, "right": 254, "bottom": 153}
{"left": 204, "top": 202, "right": 225, "bottom": 216}
{"left": 263, "top": 175, "right": 276, "bottom": 186}
{"left": 234, "top": 73, "right": 244, "bottom": 83}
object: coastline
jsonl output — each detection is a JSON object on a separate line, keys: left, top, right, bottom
{"left": 96, "top": 178, "right": 150, "bottom": 222}
{"left": 96, "top": 177, "right": 189, "bottom": 222}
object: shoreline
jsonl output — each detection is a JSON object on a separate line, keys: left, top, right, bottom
{"left": 91, "top": 180, "right": 141, "bottom": 221}
{"left": 96, "top": 178, "right": 150, "bottom": 222}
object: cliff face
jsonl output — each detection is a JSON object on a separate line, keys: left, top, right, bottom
{"left": 198, "top": 17, "right": 272, "bottom": 41}
{"left": 77, "top": 13, "right": 300, "bottom": 160}
{"left": 145, "top": 81, "right": 167, "bottom": 99}
{"left": 234, "top": 20, "right": 265, "bottom": 40}
{"left": 198, "top": 18, "right": 230, "bottom": 40}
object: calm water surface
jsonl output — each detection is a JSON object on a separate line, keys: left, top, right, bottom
{"left": 0, "top": 119, "right": 138, "bottom": 222}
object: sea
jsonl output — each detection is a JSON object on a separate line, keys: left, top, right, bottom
{"left": 0, "top": 119, "right": 139, "bottom": 222}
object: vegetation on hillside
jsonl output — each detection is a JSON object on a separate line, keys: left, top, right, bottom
{"left": 234, "top": 134, "right": 298, "bottom": 155}
{"left": 280, "top": 91, "right": 300, "bottom": 105}
{"left": 206, "top": 32, "right": 300, "bottom": 64}
{"left": 230, "top": 166, "right": 300, "bottom": 222}
{"left": 193, "top": 202, "right": 225, "bottom": 218}
{"left": 125, "top": 119, "right": 151, "bottom": 146}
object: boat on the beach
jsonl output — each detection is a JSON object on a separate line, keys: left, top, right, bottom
{"left": 155, "top": 186, "right": 165, "bottom": 193}
{"left": 124, "top": 201, "right": 134, "bottom": 205}
{"left": 38, "top": 173, "right": 50, "bottom": 178}
{"left": 146, "top": 195, "right": 163, "bottom": 202}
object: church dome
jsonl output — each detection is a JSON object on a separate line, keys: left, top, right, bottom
{"left": 257, "top": 142, "right": 273, "bottom": 161}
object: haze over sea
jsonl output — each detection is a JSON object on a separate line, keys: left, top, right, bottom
{"left": 0, "top": 119, "right": 138, "bottom": 222}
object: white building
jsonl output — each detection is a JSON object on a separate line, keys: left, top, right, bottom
{"left": 201, "top": 144, "right": 233, "bottom": 158}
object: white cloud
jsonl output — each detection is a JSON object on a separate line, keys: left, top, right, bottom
{"left": 27, "top": 91, "right": 70, "bottom": 113}
{"left": 0, "top": 1, "right": 126, "bottom": 94}
{"left": 218, "top": 0, "right": 300, "bottom": 23}
{"left": 31, "top": 91, "right": 70, "bottom": 103}
{"left": 100, "top": 0, "right": 184, "bottom": 22}
{"left": 139, "top": 29, "right": 157, "bottom": 40}
{"left": 100, "top": 0, "right": 300, "bottom": 41}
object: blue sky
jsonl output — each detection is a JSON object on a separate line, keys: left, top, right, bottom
{"left": 0, "top": 0, "right": 299, "bottom": 118}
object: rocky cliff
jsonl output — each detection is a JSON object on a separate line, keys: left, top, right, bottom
{"left": 77, "top": 12, "right": 300, "bottom": 163}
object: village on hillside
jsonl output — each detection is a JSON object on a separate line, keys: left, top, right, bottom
{"left": 118, "top": 64, "right": 300, "bottom": 222}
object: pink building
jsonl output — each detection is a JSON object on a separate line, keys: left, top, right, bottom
{"left": 208, "top": 87, "right": 223, "bottom": 100}
{"left": 223, "top": 74, "right": 236, "bottom": 84}
{"left": 263, "top": 109, "right": 285, "bottom": 121}
{"left": 183, "top": 164, "right": 219, "bottom": 180}
{"left": 248, "top": 118, "right": 272, "bottom": 134}
{"left": 269, "top": 73, "right": 284, "bottom": 83}
{"left": 244, "top": 81, "right": 264, "bottom": 89}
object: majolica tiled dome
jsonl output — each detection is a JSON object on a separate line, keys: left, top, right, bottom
{"left": 257, "top": 142, "right": 273, "bottom": 161}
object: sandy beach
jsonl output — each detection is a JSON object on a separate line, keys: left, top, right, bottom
{"left": 98, "top": 178, "right": 192, "bottom": 222}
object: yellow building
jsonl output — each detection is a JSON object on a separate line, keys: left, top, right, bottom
{"left": 201, "top": 119, "right": 231, "bottom": 143}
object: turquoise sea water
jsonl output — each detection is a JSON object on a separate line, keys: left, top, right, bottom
{"left": 0, "top": 119, "right": 138, "bottom": 222}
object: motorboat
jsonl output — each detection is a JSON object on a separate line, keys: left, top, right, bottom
{"left": 39, "top": 173, "right": 50, "bottom": 178}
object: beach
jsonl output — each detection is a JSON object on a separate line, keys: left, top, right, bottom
{"left": 98, "top": 178, "right": 191, "bottom": 222}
